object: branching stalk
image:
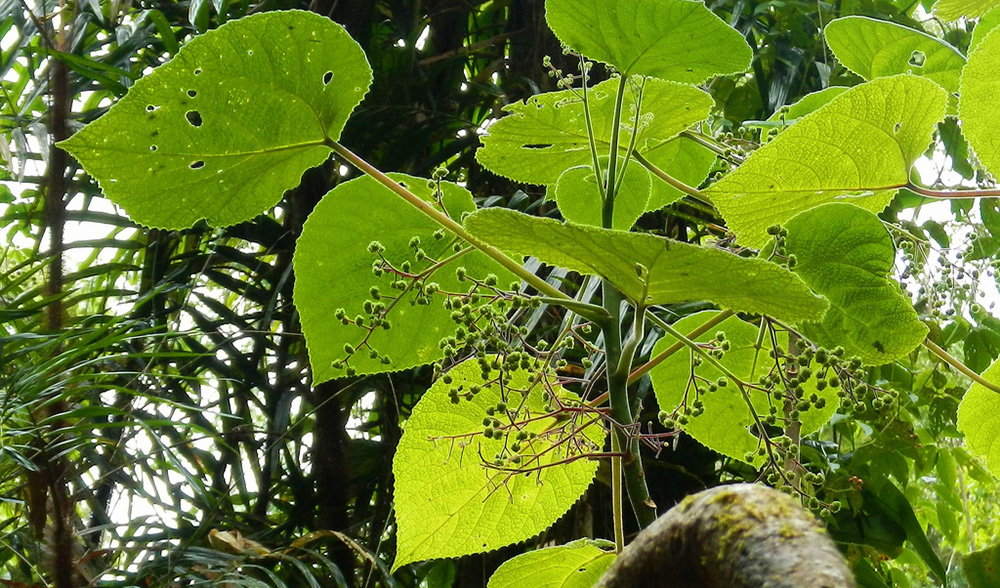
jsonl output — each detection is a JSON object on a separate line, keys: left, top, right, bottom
{"left": 629, "top": 309, "right": 734, "bottom": 383}
{"left": 328, "top": 140, "right": 609, "bottom": 324}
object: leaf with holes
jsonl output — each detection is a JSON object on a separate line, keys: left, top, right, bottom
{"left": 555, "top": 156, "right": 651, "bottom": 230}
{"left": 545, "top": 0, "right": 751, "bottom": 82}
{"left": 60, "top": 10, "right": 371, "bottom": 229}
{"left": 476, "top": 77, "right": 713, "bottom": 186}
{"left": 960, "top": 27, "right": 1000, "bottom": 178}
{"left": 783, "top": 203, "right": 927, "bottom": 365}
{"left": 486, "top": 539, "right": 616, "bottom": 588}
{"left": 825, "top": 17, "right": 964, "bottom": 97}
{"left": 392, "top": 360, "right": 602, "bottom": 569}
{"left": 464, "top": 208, "right": 828, "bottom": 322}
{"left": 650, "top": 311, "right": 840, "bottom": 465}
{"left": 707, "top": 75, "right": 947, "bottom": 248}
{"left": 293, "top": 174, "right": 515, "bottom": 382}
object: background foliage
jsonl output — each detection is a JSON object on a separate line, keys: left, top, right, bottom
{"left": 2, "top": 0, "right": 1000, "bottom": 586}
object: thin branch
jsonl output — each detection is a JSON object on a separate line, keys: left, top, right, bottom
{"left": 629, "top": 309, "right": 734, "bottom": 383}
{"left": 633, "top": 152, "right": 713, "bottom": 206}
{"left": 924, "top": 338, "right": 1000, "bottom": 394}
{"left": 328, "top": 141, "right": 612, "bottom": 325}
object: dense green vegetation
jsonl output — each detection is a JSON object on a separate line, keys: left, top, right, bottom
{"left": 4, "top": 0, "right": 1000, "bottom": 587}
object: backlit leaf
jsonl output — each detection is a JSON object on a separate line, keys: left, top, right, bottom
{"left": 783, "top": 203, "right": 928, "bottom": 365}
{"left": 464, "top": 208, "right": 828, "bottom": 322}
{"left": 971, "top": 6, "right": 1000, "bottom": 51}
{"left": 957, "top": 357, "right": 1000, "bottom": 477}
{"left": 293, "top": 174, "right": 515, "bottom": 382}
{"left": 650, "top": 311, "right": 840, "bottom": 464}
{"left": 934, "top": 0, "right": 999, "bottom": 21}
{"left": 555, "top": 156, "right": 651, "bottom": 230}
{"left": 476, "top": 77, "right": 712, "bottom": 185}
{"left": 487, "top": 540, "right": 616, "bottom": 588}
{"left": 545, "top": 0, "right": 751, "bottom": 82}
{"left": 707, "top": 75, "right": 947, "bottom": 248}
{"left": 959, "top": 27, "right": 1000, "bottom": 178}
{"left": 60, "top": 11, "right": 371, "bottom": 229}
{"left": 393, "top": 361, "right": 601, "bottom": 569}
{"left": 825, "top": 17, "right": 964, "bottom": 95}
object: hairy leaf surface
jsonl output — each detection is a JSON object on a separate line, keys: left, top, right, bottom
{"left": 294, "top": 175, "right": 514, "bottom": 382}
{"left": 487, "top": 539, "right": 616, "bottom": 588}
{"left": 61, "top": 11, "right": 371, "bottom": 228}
{"left": 707, "top": 75, "right": 947, "bottom": 248}
{"left": 960, "top": 27, "right": 1000, "bottom": 178}
{"left": 393, "top": 361, "right": 601, "bottom": 568}
{"left": 784, "top": 203, "right": 927, "bottom": 365}
{"left": 958, "top": 358, "right": 1000, "bottom": 477}
{"left": 545, "top": 0, "right": 751, "bottom": 81}
{"left": 650, "top": 311, "right": 839, "bottom": 464}
{"left": 464, "top": 208, "right": 828, "bottom": 322}
{"left": 476, "top": 77, "right": 712, "bottom": 185}
{"left": 825, "top": 17, "right": 964, "bottom": 95}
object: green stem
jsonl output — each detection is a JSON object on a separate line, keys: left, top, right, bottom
{"left": 580, "top": 57, "right": 605, "bottom": 201}
{"left": 603, "top": 280, "right": 657, "bottom": 529}
{"left": 329, "top": 140, "right": 607, "bottom": 325}
{"left": 644, "top": 312, "right": 745, "bottom": 386}
{"left": 610, "top": 433, "right": 625, "bottom": 553}
{"left": 680, "top": 129, "right": 738, "bottom": 160}
{"left": 633, "top": 152, "right": 713, "bottom": 206}
{"left": 924, "top": 338, "right": 1000, "bottom": 394}
{"left": 536, "top": 296, "right": 610, "bottom": 321}
{"left": 602, "top": 75, "right": 629, "bottom": 226}
{"left": 628, "top": 309, "right": 734, "bottom": 383}
{"left": 907, "top": 182, "right": 1000, "bottom": 199}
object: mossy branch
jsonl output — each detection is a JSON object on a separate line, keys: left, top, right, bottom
{"left": 596, "top": 484, "right": 855, "bottom": 588}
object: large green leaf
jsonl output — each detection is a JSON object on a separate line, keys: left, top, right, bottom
{"left": 293, "top": 175, "right": 514, "bottom": 382}
{"left": 957, "top": 357, "right": 1000, "bottom": 477}
{"left": 555, "top": 156, "right": 651, "bottom": 230}
{"left": 60, "top": 11, "right": 371, "bottom": 229}
{"left": 783, "top": 203, "right": 928, "bottom": 365}
{"left": 650, "top": 311, "right": 840, "bottom": 464}
{"left": 707, "top": 75, "right": 947, "bottom": 248}
{"left": 824, "top": 17, "right": 964, "bottom": 95}
{"left": 934, "top": 0, "right": 999, "bottom": 20}
{"left": 959, "top": 28, "right": 1000, "bottom": 179}
{"left": 545, "top": 0, "right": 751, "bottom": 82}
{"left": 971, "top": 6, "right": 1000, "bottom": 51}
{"left": 476, "top": 77, "right": 713, "bottom": 185}
{"left": 393, "top": 361, "right": 601, "bottom": 569}
{"left": 464, "top": 208, "right": 828, "bottom": 322}
{"left": 487, "top": 539, "right": 616, "bottom": 588}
